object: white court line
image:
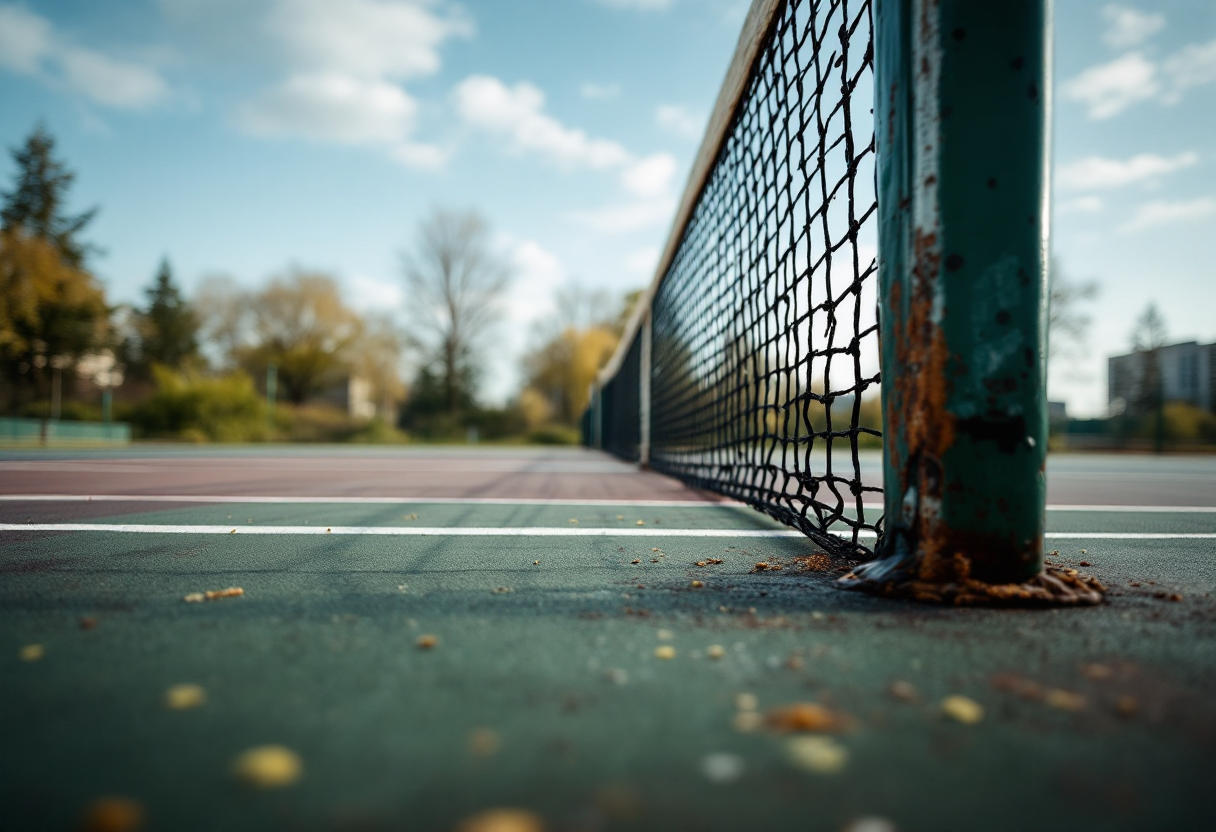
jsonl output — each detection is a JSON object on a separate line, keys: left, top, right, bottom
{"left": 3, "top": 495, "right": 1215, "bottom": 513}
{"left": 0, "top": 495, "right": 741, "bottom": 508}
{"left": 0, "top": 524, "right": 1213, "bottom": 540}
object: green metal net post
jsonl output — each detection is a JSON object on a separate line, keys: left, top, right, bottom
{"left": 841, "top": 0, "right": 1102, "bottom": 605}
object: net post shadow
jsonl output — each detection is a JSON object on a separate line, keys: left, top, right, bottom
{"left": 838, "top": 0, "right": 1102, "bottom": 605}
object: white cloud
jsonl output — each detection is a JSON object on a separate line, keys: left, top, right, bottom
{"left": 455, "top": 74, "right": 680, "bottom": 228}
{"left": 236, "top": 0, "right": 468, "bottom": 168}
{"left": 1057, "top": 152, "right": 1198, "bottom": 191}
{"left": 267, "top": 0, "right": 470, "bottom": 81}
{"left": 1120, "top": 197, "right": 1216, "bottom": 232}
{"left": 656, "top": 104, "right": 703, "bottom": 139}
{"left": 1062, "top": 52, "right": 1158, "bottom": 119}
{"left": 621, "top": 153, "right": 677, "bottom": 198}
{"left": 597, "top": 0, "right": 678, "bottom": 10}
{"left": 1162, "top": 37, "right": 1216, "bottom": 97}
{"left": 1101, "top": 6, "right": 1165, "bottom": 49}
{"left": 571, "top": 198, "right": 676, "bottom": 233}
{"left": 0, "top": 3, "right": 167, "bottom": 109}
{"left": 0, "top": 5, "right": 50, "bottom": 73}
{"left": 239, "top": 73, "right": 417, "bottom": 144}
{"left": 581, "top": 82, "right": 620, "bottom": 100}
{"left": 454, "top": 75, "right": 632, "bottom": 170}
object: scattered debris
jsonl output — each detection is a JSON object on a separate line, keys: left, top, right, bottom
{"left": 232, "top": 745, "right": 302, "bottom": 788}
{"left": 651, "top": 548, "right": 661, "bottom": 552}
{"left": 617, "top": 515, "right": 625, "bottom": 520}
{"left": 1115, "top": 695, "right": 1139, "bottom": 718}
{"left": 990, "top": 673, "right": 1044, "bottom": 701}
{"left": 631, "top": 559, "right": 640, "bottom": 565}
{"left": 701, "top": 752, "right": 745, "bottom": 784}
{"left": 1078, "top": 561, "right": 1092, "bottom": 567}
{"left": 1045, "top": 689, "right": 1086, "bottom": 712}
{"left": 397, "top": 584, "right": 409, "bottom": 592}
{"left": 764, "top": 702, "right": 850, "bottom": 733}
{"left": 841, "top": 817, "right": 897, "bottom": 832}
{"left": 1080, "top": 663, "right": 1113, "bottom": 681}
{"left": 491, "top": 587, "right": 512, "bottom": 594}
{"left": 736, "top": 693, "right": 758, "bottom": 712}
{"left": 80, "top": 616, "right": 97, "bottom": 630}
{"left": 733, "top": 711, "right": 763, "bottom": 732}
{"left": 533, "top": 560, "right": 540, "bottom": 565}
{"left": 164, "top": 684, "right": 206, "bottom": 710}
{"left": 403, "top": 513, "right": 418, "bottom": 521}
{"left": 416, "top": 634, "right": 438, "bottom": 650}
{"left": 654, "top": 645, "right": 676, "bottom": 660}
{"left": 82, "top": 797, "right": 144, "bottom": 832}
{"left": 784, "top": 654, "right": 804, "bottom": 670}
{"left": 695, "top": 561, "right": 707, "bottom": 567}
{"left": 636, "top": 520, "right": 645, "bottom": 526}
{"left": 657, "top": 629, "right": 673, "bottom": 640}
{"left": 889, "top": 680, "right": 917, "bottom": 701}
{"left": 184, "top": 587, "right": 244, "bottom": 603}
{"left": 706, "top": 644, "right": 726, "bottom": 660}
{"left": 469, "top": 728, "right": 501, "bottom": 758}
{"left": 753, "top": 562, "right": 775, "bottom": 572}
{"left": 19, "top": 644, "right": 43, "bottom": 661}
{"left": 569, "top": 518, "right": 579, "bottom": 524}
{"left": 706, "top": 558, "right": 723, "bottom": 565}
{"left": 690, "top": 580, "right": 704, "bottom": 589}
{"left": 786, "top": 736, "right": 848, "bottom": 774}
{"left": 455, "top": 808, "right": 544, "bottom": 832}
{"left": 941, "top": 695, "right": 984, "bottom": 724}
{"left": 605, "top": 668, "right": 629, "bottom": 685}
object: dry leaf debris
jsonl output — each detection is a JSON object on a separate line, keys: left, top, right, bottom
{"left": 232, "top": 745, "right": 302, "bottom": 788}
{"left": 654, "top": 645, "right": 676, "bottom": 660}
{"left": 416, "top": 634, "right": 438, "bottom": 650}
{"left": 786, "top": 736, "right": 848, "bottom": 774}
{"left": 455, "top": 808, "right": 544, "bottom": 832}
{"left": 82, "top": 796, "right": 145, "bottom": 832}
{"left": 941, "top": 695, "right": 984, "bottom": 724}
{"left": 19, "top": 644, "right": 43, "bottom": 661}
{"left": 764, "top": 702, "right": 851, "bottom": 733}
{"left": 183, "top": 587, "right": 244, "bottom": 603}
{"left": 164, "top": 684, "right": 206, "bottom": 710}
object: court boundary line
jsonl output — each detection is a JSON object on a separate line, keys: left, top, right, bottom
{"left": 0, "top": 523, "right": 1212, "bottom": 540}
{"left": 2, "top": 495, "right": 1215, "bottom": 513}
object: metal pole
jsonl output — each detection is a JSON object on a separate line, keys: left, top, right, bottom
{"left": 265, "top": 362, "right": 277, "bottom": 435}
{"left": 102, "top": 388, "right": 112, "bottom": 432}
{"left": 639, "top": 309, "right": 652, "bottom": 467}
{"left": 842, "top": 0, "right": 1100, "bottom": 605}
{"left": 50, "top": 366, "right": 61, "bottom": 421}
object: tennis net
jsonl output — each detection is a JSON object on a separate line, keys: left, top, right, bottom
{"left": 587, "top": 0, "right": 881, "bottom": 558}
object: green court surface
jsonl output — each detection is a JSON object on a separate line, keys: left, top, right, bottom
{"left": 2, "top": 498, "right": 1215, "bottom": 831}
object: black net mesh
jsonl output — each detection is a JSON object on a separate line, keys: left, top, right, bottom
{"left": 596, "top": 0, "right": 882, "bottom": 557}
{"left": 601, "top": 331, "right": 642, "bottom": 463}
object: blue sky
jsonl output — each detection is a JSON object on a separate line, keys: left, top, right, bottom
{"left": 0, "top": 0, "right": 1213, "bottom": 414}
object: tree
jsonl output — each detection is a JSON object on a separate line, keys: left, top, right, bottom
{"left": 1, "top": 125, "right": 97, "bottom": 268}
{"left": 1129, "top": 303, "right": 1168, "bottom": 452}
{"left": 1047, "top": 259, "right": 1099, "bottom": 363}
{"left": 402, "top": 208, "right": 511, "bottom": 417}
{"left": 194, "top": 274, "right": 251, "bottom": 370}
{"left": 0, "top": 126, "right": 107, "bottom": 409}
{"left": 521, "top": 283, "right": 629, "bottom": 425}
{"left": 135, "top": 258, "right": 199, "bottom": 372}
{"left": 240, "top": 270, "right": 361, "bottom": 404}
{"left": 348, "top": 313, "right": 407, "bottom": 419}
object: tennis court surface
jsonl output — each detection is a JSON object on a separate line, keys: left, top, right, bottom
{"left": 2, "top": 446, "right": 1213, "bottom": 831}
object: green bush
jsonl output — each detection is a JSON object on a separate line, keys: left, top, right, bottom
{"left": 527, "top": 425, "right": 580, "bottom": 445}
{"left": 131, "top": 366, "right": 267, "bottom": 441}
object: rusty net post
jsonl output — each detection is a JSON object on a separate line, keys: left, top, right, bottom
{"left": 840, "top": 0, "right": 1102, "bottom": 605}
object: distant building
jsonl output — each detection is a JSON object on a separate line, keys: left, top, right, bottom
{"left": 1108, "top": 341, "right": 1216, "bottom": 415}
{"left": 316, "top": 375, "right": 378, "bottom": 420}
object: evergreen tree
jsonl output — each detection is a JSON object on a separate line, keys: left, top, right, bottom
{"left": 138, "top": 258, "right": 199, "bottom": 370}
{"left": 1, "top": 125, "right": 97, "bottom": 267}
